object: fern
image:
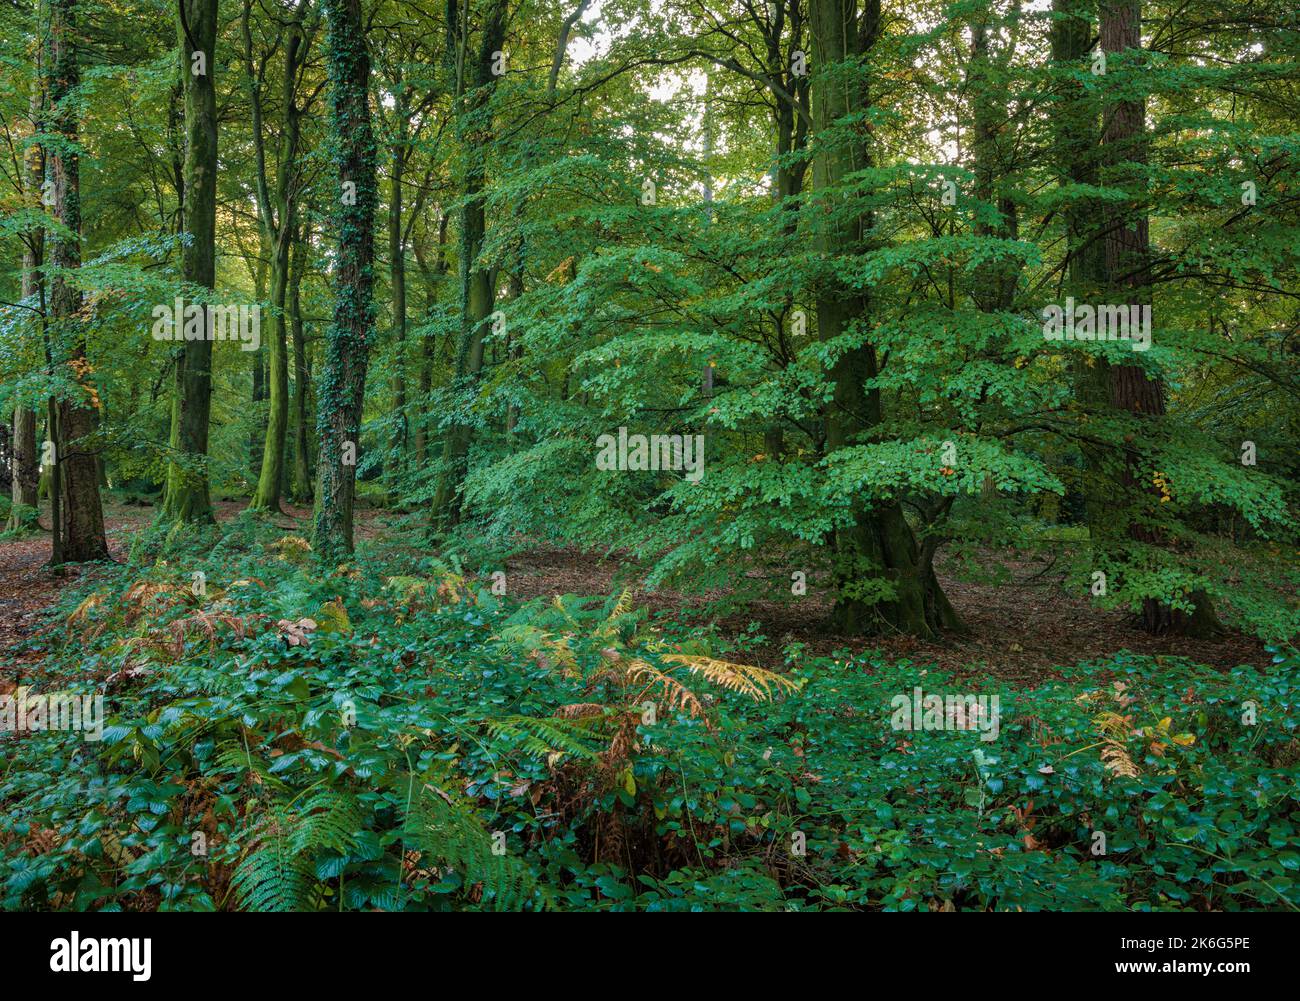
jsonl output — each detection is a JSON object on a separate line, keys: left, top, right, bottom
{"left": 229, "top": 788, "right": 362, "bottom": 911}
{"left": 1092, "top": 711, "right": 1141, "bottom": 778}
{"left": 660, "top": 654, "right": 800, "bottom": 702}
{"left": 399, "top": 770, "right": 538, "bottom": 911}
{"left": 483, "top": 714, "right": 607, "bottom": 760}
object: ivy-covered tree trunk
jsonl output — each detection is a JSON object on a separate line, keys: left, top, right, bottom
{"left": 430, "top": 0, "right": 509, "bottom": 532}
{"left": 314, "top": 0, "right": 377, "bottom": 559}
{"left": 810, "top": 0, "right": 962, "bottom": 638}
{"left": 47, "top": 0, "right": 108, "bottom": 562}
{"left": 1099, "top": 0, "right": 1222, "bottom": 636}
{"left": 163, "top": 0, "right": 218, "bottom": 524}
{"left": 289, "top": 224, "right": 314, "bottom": 502}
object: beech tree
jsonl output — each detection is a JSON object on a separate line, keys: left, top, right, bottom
{"left": 47, "top": 0, "right": 107, "bottom": 562}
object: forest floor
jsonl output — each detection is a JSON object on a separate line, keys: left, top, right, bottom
{"left": 0, "top": 497, "right": 1269, "bottom": 688}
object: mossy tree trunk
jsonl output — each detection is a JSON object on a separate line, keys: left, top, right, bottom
{"left": 248, "top": 231, "right": 268, "bottom": 480}
{"left": 245, "top": 0, "right": 315, "bottom": 513}
{"left": 8, "top": 81, "right": 43, "bottom": 532}
{"left": 411, "top": 211, "right": 450, "bottom": 466}
{"left": 430, "top": 0, "right": 509, "bottom": 532}
{"left": 163, "top": 0, "right": 218, "bottom": 524}
{"left": 810, "top": 0, "right": 962, "bottom": 638}
{"left": 386, "top": 96, "right": 409, "bottom": 501}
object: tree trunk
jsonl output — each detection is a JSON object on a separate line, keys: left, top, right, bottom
{"left": 8, "top": 410, "right": 38, "bottom": 532}
{"left": 163, "top": 0, "right": 218, "bottom": 524}
{"left": 251, "top": 224, "right": 292, "bottom": 511}
{"left": 430, "top": 0, "right": 509, "bottom": 532}
{"left": 8, "top": 82, "right": 43, "bottom": 532}
{"left": 314, "top": 0, "right": 377, "bottom": 560}
{"left": 247, "top": 1, "right": 312, "bottom": 513}
{"left": 289, "top": 224, "right": 314, "bottom": 502}
{"left": 412, "top": 212, "right": 449, "bottom": 466}
{"left": 810, "top": 0, "right": 961, "bottom": 638}
{"left": 47, "top": 0, "right": 108, "bottom": 563}
{"left": 969, "top": 10, "right": 1020, "bottom": 311}
{"left": 1099, "top": 0, "right": 1222, "bottom": 636}
{"left": 387, "top": 124, "right": 408, "bottom": 500}
{"left": 250, "top": 236, "right": 268, "bottom": 479}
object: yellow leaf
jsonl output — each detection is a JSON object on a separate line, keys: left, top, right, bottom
{"left": 316, "top": 598, "right": 352, "bottom": 634}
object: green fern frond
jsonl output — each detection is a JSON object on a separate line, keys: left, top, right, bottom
{"left": 483, "top": 714, "right": 607, "bottom": 760}
{"left": 399, "top": 769, "right": 538, "bottom": 911}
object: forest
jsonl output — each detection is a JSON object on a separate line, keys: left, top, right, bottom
{"left": 0, "top": 0, "right": 1296, "bottom": 915}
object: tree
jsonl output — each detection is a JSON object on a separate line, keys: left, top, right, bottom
{"left": 313, "top": 0, "right": 378, "bottom": 558}
{"left": 808, "top": 0, "right": 962, "bottom": 636}
{"left": 430, "top": 0, "right": 510, "bottom": 532}
{"left": 289, "top": 220, "right": 314, "bottom": 502}
{"left": 244, "top": 0, "right": 319, "bottom": 513}
{"left": 47, "top": 0, "right": 108, "bottom": 562}
{"left": 7, "top": 78, "right": 43, "bottom": 533}
{"left": 1097, "top": 0, "right": 1223, "bottom": 635}
{"left": 162, "top": 0, "right": 219, "bottom": 523}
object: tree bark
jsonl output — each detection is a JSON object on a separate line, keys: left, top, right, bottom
{"left": 386, "top": 106, "right": 408, "bottom": 499}
{"left": 162, "top": 0, "right": 218, "bottom": 524}
{"left": 314, "top": 0, "right": 377, "bottom": 559}
{"left": 810, "top": 0, "right": 961, "bottom": 638}
{"left": 47, "top": 0, "right": 108, "bottom": 563}
{"left": 8, "top": 82, "right": 43, "bottom": 532}
{"left": 289, "top": 223, "right": 314, "bottom": 502}
{"left": 1099, "top": 0, "right": 1222, "bottom": 636}
{"left": 430, "top": 0, "right": 509, "bottom": 532}
{"left": 412, "top": 211, "right": 450, "bottom": 466}
{"left": 247, "top": 0, "right": 314, "bottom": 513}
{"left": 250, "top": 232, "right": 268, "bottom": 479}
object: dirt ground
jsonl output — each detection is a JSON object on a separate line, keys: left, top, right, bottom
{"left": 0, "top": 499, "right": 1270, "bottom": 686}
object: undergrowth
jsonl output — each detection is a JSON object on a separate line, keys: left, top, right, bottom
{"left": 1, "top": 520, "right": 1296, "bottom": 911}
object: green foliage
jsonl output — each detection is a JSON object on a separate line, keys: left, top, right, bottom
{"left": 2, "top": 529, "right": 1295, "bottom": 911}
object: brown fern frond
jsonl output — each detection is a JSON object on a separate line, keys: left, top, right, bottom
{"left": 554, "top": 703, "right": 608, "bottom": 719}
{"left": 66, "top": 590, "right": 109, "bottom": 639}
{"left": 1100, "top": 742, "right": 1140, "bottom": 778}
{"left": 626, "top": 659, "right": 707, "bottom": 720}
{"left": 661, "top": 654, "right": 799, "bottom": 702}
{"left": 1093, "top": 712, "right": 1140, "bottom": 777}
{"left": 270, "top": 535, "right": 313, "bottom": 565}
{"left": 1093, "top": 711, "right": 1134, "bottom": 738}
